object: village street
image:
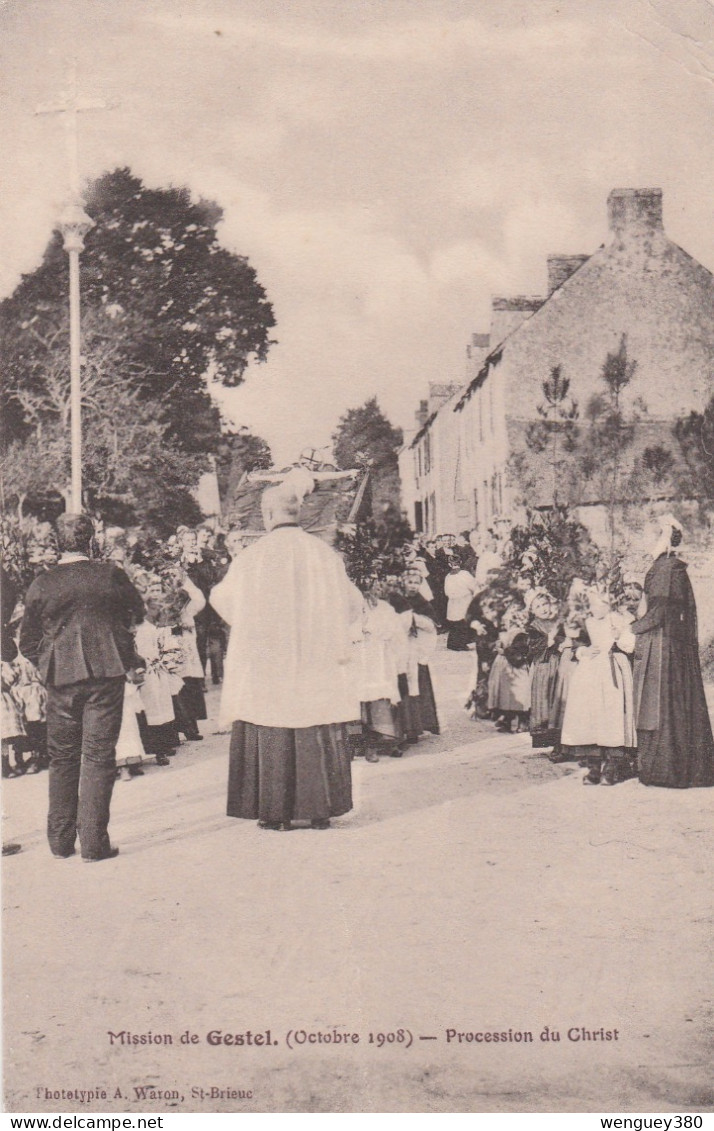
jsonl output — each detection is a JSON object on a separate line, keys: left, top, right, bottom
{"left": 2, "top": 643, "right": 713, "bottom": 1115}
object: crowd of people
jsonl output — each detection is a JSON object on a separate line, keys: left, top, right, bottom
{"left": 1, "top": 518, "right": 248, "bottom": 781}
{"left": 396, "top": 515, "right": 714, "bottom": 790}
{"left": 2, "top": 479, "right": 714, "bottom": 857}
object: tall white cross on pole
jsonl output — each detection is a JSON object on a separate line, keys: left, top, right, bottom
{"left": 35, "top": 60, "right": 113, "bottom": 197}
{"left": 34, "top": 63, "right": 115, "bottom": 512}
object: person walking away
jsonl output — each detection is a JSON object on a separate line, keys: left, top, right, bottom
{"left": 19, "top": 514, "right": 144, "bottom": 861}
{"left": 210, "top": 468, "right": 363, "bottom": 831}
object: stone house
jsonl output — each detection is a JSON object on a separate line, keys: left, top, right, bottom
{"left": 399, "top": 188, "right": 714, "bottom": 544}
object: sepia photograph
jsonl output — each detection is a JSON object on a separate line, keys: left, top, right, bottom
{"left": 1, "top": 0, "right": 713, "bottom": 1119}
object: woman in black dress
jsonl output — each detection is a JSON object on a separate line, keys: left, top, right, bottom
{"left": 632, "top": 516, "right": 714, "bottom": 788}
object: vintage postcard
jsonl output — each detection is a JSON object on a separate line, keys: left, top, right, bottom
{"left": 1, "top": 0, "right": 713, "bottom": 1119}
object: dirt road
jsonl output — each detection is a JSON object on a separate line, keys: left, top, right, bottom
{"left": 3, "top": 647, "right": 713, "bottom": 1113}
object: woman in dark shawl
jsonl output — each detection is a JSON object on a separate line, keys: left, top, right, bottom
{"left": 632, "top": 516, "right": 714, "bottom": 788}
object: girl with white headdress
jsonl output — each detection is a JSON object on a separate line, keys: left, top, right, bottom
{"left": 631, "top": 515, "right": 714, "bottom": 788}
{"left": 210, "top": 467, "right": 364, "bottom": 829}
{"left": 560, "top": 587, "right": 637, "bottom": 784}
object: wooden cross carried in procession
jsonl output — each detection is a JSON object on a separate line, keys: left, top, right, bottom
{"left": 34, "top": 62, "right": 116, "bottom": 512}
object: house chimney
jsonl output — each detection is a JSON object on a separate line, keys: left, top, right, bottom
{"left": 607, "top": 188, "right": 663, "bottom": 237}
{"left": 467, "top": 332, "right": 491, "bottom": 373}
{"left": 415, "top": 399, "right": 429, "bottom": 428}
{"left": 547, "top": 254, "right": 589, "bottom": 296}
{"left": 490, "top": 295, "right": 543, "bottom": 345}
{"left": 428, "top": 382, "right": 461, "bottom": 413}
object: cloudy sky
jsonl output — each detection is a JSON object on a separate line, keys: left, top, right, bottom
{"left": 1, "top": 0, "right": 712, "bottom": 465}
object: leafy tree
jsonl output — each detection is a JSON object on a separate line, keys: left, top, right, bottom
{"left": 332, "top": 397, "right": 407, "bottom": 537}
{"left": 215, "top": 427, "right": 273, "bottom": 501}
{"left": 332, "top": 403, "right": 412, "bottom": 590}
{"left": 524, "top": 365, "right": 580, "bottom": 506}
{"left": 0, "top": 308, "right": 206, "bottom": 534}
{"left": 1, "top": 167, "right": 276, "bottom": 455}
{"left": 332, "top": 397, "right": 403, "bottom": 473}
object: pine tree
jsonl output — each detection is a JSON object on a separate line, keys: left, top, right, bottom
{"left": 524, "top": 365, "right": 580, "bottom": 505}
{"left": 580, "top": 334, "right": 643, "bottom": 554}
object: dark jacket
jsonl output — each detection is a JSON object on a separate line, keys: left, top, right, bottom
{"left": 19, "top": 559, "right": 145, "bottom": 687}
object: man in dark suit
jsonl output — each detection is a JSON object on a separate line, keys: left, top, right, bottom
{"left": 20, "top": 514, "right": 145, "bottom": 862}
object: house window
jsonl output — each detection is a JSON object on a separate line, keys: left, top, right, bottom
{"left": 414, "top": 500, "right": 423, "bottom": 533}
{"left": 430, "top": 492, "right": 436, "bottom": 533}
{"left": 424, "top": 431, "right": 431, "bottom": 474}
{"left": 424, "top": 495, "right": 429, "bottom": 530}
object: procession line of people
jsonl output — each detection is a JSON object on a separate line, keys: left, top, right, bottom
{"left": 2, "top": 485, "right": 714, "bottom": 861}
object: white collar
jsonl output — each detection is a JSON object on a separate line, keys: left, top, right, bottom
{"left": 58, "top": 552, "right": 90, "bottom": 564}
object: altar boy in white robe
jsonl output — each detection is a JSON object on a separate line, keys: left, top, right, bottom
{"left": 356, "top": 578, "right": 407, "bottom": 761}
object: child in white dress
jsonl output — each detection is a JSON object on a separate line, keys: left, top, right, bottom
{"left": 356, "top": 582, "right": 406, "bottom": 761}
{"left": 560, "top": 589, "right": 636, "bottom": 784}
{"left": 134, "top": 601, "right": 181, "bottom": 764}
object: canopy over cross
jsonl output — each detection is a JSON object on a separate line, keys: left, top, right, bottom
{"left": 35, "top": 62, "right": 115, "bottom": 197}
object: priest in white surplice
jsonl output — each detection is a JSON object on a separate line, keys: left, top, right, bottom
{"left": 210, "top": 468, "right": 363, "bottom": 830}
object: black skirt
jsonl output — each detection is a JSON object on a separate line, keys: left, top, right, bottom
{"left": 397, "top": 665, "right": 440, "bottom": 741}
{"left": 227, "top": 720, "right": 353, "bottom": 822}
{"left": 178, "top": 676, "right": 207, "bottom": 720}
